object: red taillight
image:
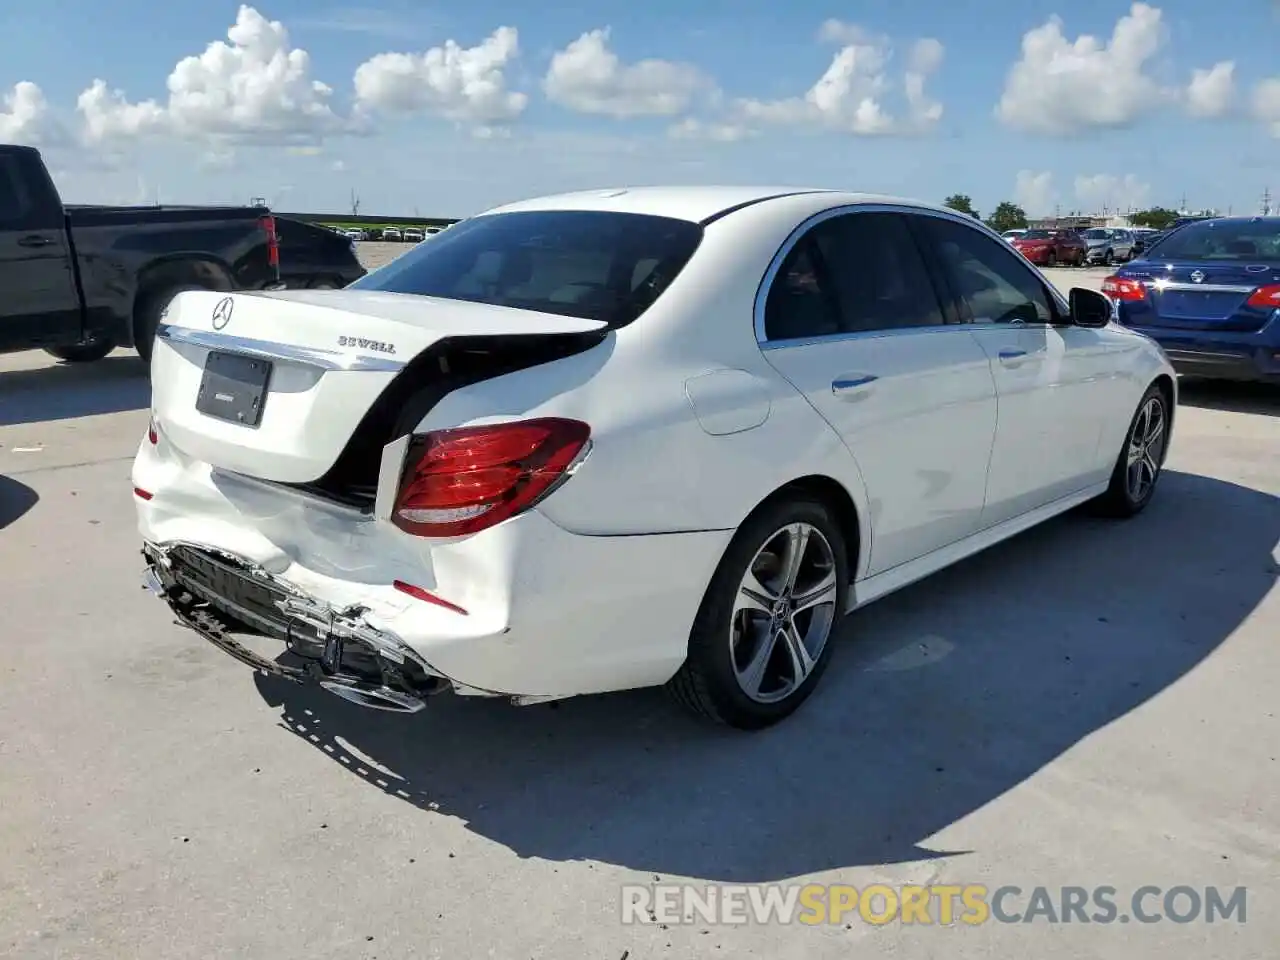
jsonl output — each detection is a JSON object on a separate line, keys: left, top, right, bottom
{"left": 147, "top": 416, "right": 158, "bottom": 445}
{"left": 1246, "top": 284, "right": 1280, "bottom": 309}
{"left": 391, "top": 418, "right": 590, "bottom": 538}
{"left": 1102, "top": 275, "right": 1146, "bottom": 302}
{"left": 259, "top": 214, "right": 279, "bottom": 268}
{"left": 133, "top": 487, "right": 153, "bottom": 500}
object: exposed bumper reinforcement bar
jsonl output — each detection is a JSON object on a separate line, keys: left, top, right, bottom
{"left": 141, "top": 543, "right": 446, "bottom": 714}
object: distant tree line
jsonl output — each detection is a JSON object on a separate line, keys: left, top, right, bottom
{"left": 941, "top": 195, "right": 1184, "bottom": 233}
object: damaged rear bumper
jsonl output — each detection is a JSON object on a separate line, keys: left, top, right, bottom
{"left": 142, "top": 541, "right": 451, "bottom": 713}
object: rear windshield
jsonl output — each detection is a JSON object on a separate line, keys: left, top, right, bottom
{"left": 349, "top": 209, "right": 703, "bottom": 328}
{"left": 1147, "top": 220, "right": 1280, "bottom": 261}
{"left": 1082, "top": 229, "right": 1109, "bottom": 239}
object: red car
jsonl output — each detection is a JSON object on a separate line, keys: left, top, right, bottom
{"left": 1011, "top": 228, "right": 1088, "bottom": 267}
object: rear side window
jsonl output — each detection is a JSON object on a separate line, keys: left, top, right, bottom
{"left": 762, "top": 211, "right": 944, "bottom": 340}
{"left": 1148, "top": 220, "right": 1280, "bottom": 261}
{"left": 808, "top": 212, "right": 945, "bottom": 332}
{"left": 349, "top": 210, "right": 703, "bottom": 328}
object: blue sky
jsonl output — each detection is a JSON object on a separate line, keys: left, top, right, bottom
{"left": 1, "top": 0, "right": 1275, "bottom": 218}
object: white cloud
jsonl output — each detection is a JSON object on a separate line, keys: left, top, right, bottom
{"left": 77, "top": 80, "right": 167, "bottom": 141}
{"left": 667, "top": 116, "right": 753, "bottom": 142}
{"left": 544, "top": 28, "right": 712, "bottom": 118}
{"left": 1253, "top": 77, "right": 1280, "bottom": 136}
{"left": 1013, "top": 170, "right": 1056, "bottom": 216}
{"left": 733, "top": 28, "right": 944, "bottom": 136}
{"left": 1186, "top": 61, "right": 1235, "bottom": 118}
{"left": 76, "top": 5, "right": 344, "bottom": 145}
{"left": 816, "top": 19, "right": 877, "bottom": 46}
{"left": 996, "top": 2, "right": 1168, "bottom": 135}
{"left": 0, "top": 81, "right": 63, "bottom": 145}
{"left": 1074, "top": 173, "right": 1151, "bottom": 212}
{"left": 903, "top": 38, "right": 945, "bottom": 128}
{"left": 353, "top": 26, "right": 527, "bottom": 127}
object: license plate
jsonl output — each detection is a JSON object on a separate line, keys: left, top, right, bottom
{"left": 195, "top": 350, "right": 272, "bottom": 426}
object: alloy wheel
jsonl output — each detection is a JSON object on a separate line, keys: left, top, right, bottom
{"left": 729, "top": 523, "right": 839, "bottom": 704}
{"left": 1126, "top": 395, "right": 1167, "bottom": 502}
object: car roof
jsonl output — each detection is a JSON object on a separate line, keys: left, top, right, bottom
{"left": 479, "top": 185, "right": 968, "bottom": 226}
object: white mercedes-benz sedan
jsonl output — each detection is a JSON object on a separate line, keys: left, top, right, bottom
{"left": 134, "top": 186, "right": 1176, "bottom": 729}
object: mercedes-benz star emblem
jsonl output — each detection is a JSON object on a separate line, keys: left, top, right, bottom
{"left": 1190, "top": 270, "right": 1205, "bottom": 284}
{"left": 211, "top": 296, "right": 235, "bottom": 330}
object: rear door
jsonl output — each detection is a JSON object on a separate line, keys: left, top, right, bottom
{"left": 0, "top": 149, "right": 82, "bottom": 349}
{"left": 758, "top": 208, "right": 998, "bottom": 576}
{"left": 914, "top": 214, "right": 1120, "bottom": 524}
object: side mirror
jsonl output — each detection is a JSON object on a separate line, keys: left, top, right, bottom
{"left": 1069, "top": 287, "right": 1113, "bottom": 328}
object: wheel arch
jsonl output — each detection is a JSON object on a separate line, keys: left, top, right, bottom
{"left": 1150, "top": 372, "right": 1176, "bottom": 465}
{"left": 131, "top": 256, "right": 235, "bottom": 346}
{"left": 742, "top": 474, "right": 865, "bottom": 581}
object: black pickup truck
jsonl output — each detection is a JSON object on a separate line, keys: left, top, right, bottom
{"left": 0, "top": 143, "right": 285, "bottom": 364}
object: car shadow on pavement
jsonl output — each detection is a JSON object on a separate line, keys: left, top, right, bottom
{"left": 253, "top": 470, "right": 1277, "bottom": 883}
{"left": 1177, "top": 379, "right": 1279, "bottom": 417}
{"left": 0, "top": 474, "right": 39, "bottom": 529}
{"left": 0, "top": 356, "right": 149, "bottom": 427}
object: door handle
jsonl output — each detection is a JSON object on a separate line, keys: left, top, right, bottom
{"left": 832, "top": 374, "right": 877, "bottom": 396}
{"left": 17, "top": 235, "right": 53, "bottom": 248}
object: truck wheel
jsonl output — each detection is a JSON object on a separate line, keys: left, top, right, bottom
{"left": 44, "top": 335, "right": 115, "bottom": 364}
{"left": 134, "top": 284, "right": 207, "bottom": 366}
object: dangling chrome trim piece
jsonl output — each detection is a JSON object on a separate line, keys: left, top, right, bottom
{"left": 155, "top": 323, "right": 407, "bottom": 373}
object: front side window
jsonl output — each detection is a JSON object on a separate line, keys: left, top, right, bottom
{"left": 349, "top": 210, "right": 703, "bottom": 328}
{"left": 921, "top": 216, "right": 1055, "bottom": 324}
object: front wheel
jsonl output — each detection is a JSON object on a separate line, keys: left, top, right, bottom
{"left": 1046, "top": 251, "right": 1058, "bottom": 267}
{"left": 1091, "top": 384, "right": 1170, "bottom": 518}
{"left": 668, "top": 496, "right": 850, "bottom": 729}
{"left": 44, "top": 334, "right": 115, "bottom": 364}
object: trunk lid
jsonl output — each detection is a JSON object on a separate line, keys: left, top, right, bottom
{"left": 150, "top": 289, "right": 607, "bottom": 483}
{"left": 1118, "top": 260, "right": 1280, "bottom": 331}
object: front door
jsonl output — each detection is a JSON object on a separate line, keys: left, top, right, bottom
{"left": 914, "top": 214, "right": 1117, "bottom": 525}
{"left": 0, "top": 153, "right": 81, "bottom": 349}
{"left": 758, "top": 209, "right": 998, "bottom": 576}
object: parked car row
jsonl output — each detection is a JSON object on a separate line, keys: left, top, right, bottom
{"left": 333, "top": 225, "right": 444, "bottom": 243}
{"left": 999, "top": 226, "right": 1156, "bottom": 267}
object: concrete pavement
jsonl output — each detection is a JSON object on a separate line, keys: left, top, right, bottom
{"left": 1, "top": 260, "right": 1277, "bottom": 959}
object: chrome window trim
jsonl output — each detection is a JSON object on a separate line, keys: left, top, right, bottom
{"left": 155, "top": 323, "right": 407, "bottom": 373}
{"left": 752, "top": 201, "right": 1069, "bottom": 348}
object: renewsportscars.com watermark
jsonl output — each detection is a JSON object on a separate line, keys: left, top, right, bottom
{"left": 621, "top": 883, "right": 1248, "bottom": 927}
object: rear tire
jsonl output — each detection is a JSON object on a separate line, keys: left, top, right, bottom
{"left": 308, "top": 277, "right": 340, "bottom": 290}
{"left": 1091, "top": 383, "right": 1170, "bottom": 518}
{"left": 667, "top": 496, "right": 850, "bottom": 730}
{"left": 134, "top": 284, "right": 207, "bottom": 366}
{"left": 44, "top": 335, "right": 115, "bottom": 364}
{"left": 1046, "top": 251, "right": 1058, "bottom": 267}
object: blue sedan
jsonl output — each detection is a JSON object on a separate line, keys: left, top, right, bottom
{"left": 1103, "top": 217, "right": 1280, "bottom": 384}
